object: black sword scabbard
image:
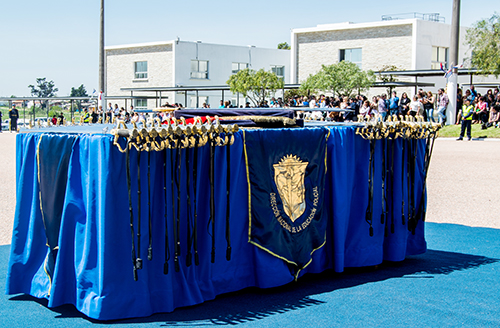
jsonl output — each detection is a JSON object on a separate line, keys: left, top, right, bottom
{"left": 163, "top": 149, "right": 170, "bottom": 275}
{"left": 193, "top": 135, "right": 200, "bottom": 266}
{"left": 126, "top": 142, "right": 138, "bottom": 281}
{"left": 210, "top": 134, "right": 216, "bottom": 263}
{"left": 136, "top": 147, "right": 143, "bottom": 270}
{"left": 225, "top": 132, "right": 232, "bottom": 261}
{"left": 186, "top": 142, "right": 192, "bottom": 267}
{"left": 147, "top": 150, "right": 153, "bottom": 261}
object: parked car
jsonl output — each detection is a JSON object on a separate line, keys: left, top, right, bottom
{"left": 2, "top": 119, "right": 10, "bottom": 131}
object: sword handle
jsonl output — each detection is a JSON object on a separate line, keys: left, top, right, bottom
{"left": 135, "top": 258, "right": 143, "bottom": 270}
{"left": 148, "top": 247, "right": 152, "bottom": 261}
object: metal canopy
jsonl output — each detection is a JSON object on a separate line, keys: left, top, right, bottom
{"left": 120, "top": 84, "right": 301, "bottom": 93}
{"left": 372, "top": 81, "right": 434, "bottom": 87}
{"left": 377, "top": 68, "right": 483, "bottom": 77}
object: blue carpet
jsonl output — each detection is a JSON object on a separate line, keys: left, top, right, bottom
{"left": 2, "top": 222, "right": 499, "bottom": 327}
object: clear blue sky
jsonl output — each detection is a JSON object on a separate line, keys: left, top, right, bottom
{"left": 0, "top": 0, "right": 497, "bottom": 97}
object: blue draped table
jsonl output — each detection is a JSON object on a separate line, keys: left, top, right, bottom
{"left": 5, "top": 126, "right": 427, "bottom": 320}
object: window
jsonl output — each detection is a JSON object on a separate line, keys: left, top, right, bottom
{"left": 135, "top": 98, "right": 148, "bottom": 110}
{"left": 232, "top": 62, "right": 248, "bottom": 74}
{"left": 271, "top": 65, "right": 285, "bottom": 80}
{"left": 431, "top": 46, "right": 448, "bottom": 69}
{"left": 339, "top": 48, "right": 362, "bottom": 68}
{"left": 191, "top": 60, "right": 209, "bottom": 79}
{"left": 134, "top": 61, "right": 148, "bottom": 79}
{"left": 189, "top": 96, "right": 209, "bottom": 108}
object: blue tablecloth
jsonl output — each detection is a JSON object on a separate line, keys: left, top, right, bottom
{"left": 5, "top": 126, "right": 427, "bottom": 320}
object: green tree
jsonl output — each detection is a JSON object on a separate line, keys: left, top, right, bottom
{"left": 284, "top": 89, "right": 309, "bottom": 104}
{"left": 377, "top": 65, "right": 403, "bottom": 96}
{"left": 466, "top": 13, "right": 500, "bottom": 76}
{"left": 70, "top": 84, "right": 89, "bottom": 111}
{"left": 227, "top": 68, "right": 284, "bottom": 106}
{"left": 300, "top": 61, "right": 375, "bottom": 97}
{"left": 28, "top": 78, "right": 58, "bottom": 109}
{"left": 277, "top": 42, "right": 291, "bottom": 50}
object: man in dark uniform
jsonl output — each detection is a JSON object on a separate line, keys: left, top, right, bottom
{"left": 0, "top": 109, "right": 3, "bottom": 133}
{"left": 9, "top": 104, "right": 19, "bottom": 132}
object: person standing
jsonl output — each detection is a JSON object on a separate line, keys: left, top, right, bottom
{"left": 455, "top": 88, "right": 463, "bottom": 124}
{"left": 423, "top": 91, "right": 435, "bottom": 122}
{"left": 437, "top": 88, "right": 449, "bottom": 124}
{"left": 457, "top": 97, "right": 474, "bottom": 141}
{"left": 0, "top": 110, "right": 2, "bottom": 133}
{"left": 409, "top": 95, "right": 424, "bottom": 117}
{"left": 378, "top": 94, "right": 388, "bottom": 120}
{"left": 389, "top": 91, "right": 400, "bottom": 116}
{"left": 9, "top": 104, "right": 19, "bottom": 132}
{"left": 400, "top": 92, "right": 411, "bottom": 116}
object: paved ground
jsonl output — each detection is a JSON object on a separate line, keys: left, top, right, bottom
{"left": 426, "top": 138, "right": 500, "bottom": 229}
{"left": 0, "top": 133, "right": 498, "bottom": 245}
{"left": 0, "top": 133, "right": 17, "bottom": 245}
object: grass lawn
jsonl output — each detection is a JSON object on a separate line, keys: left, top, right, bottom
{"left": 438, "top": 123, "right": 500, "bottom": 139}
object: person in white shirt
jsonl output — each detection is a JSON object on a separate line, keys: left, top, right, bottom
{"left": 409, "top": 95, "right": 424, "bottom": 117}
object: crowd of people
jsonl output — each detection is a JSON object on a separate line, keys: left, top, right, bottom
{"left": 282, "top": 86, "right": 500, "bottom": 126}
{"left": 28, "top": 86, "right": 500, "bottom": 130}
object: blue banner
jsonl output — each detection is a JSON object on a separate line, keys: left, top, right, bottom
{"left": 244, "top": 128, "right": 329, "bottom": 278}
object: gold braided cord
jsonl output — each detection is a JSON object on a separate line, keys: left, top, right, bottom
{"left": 355, "top": 114, "right": 441, "bottom": 140}
{"left": 110, "top": 116, "right": 239, "bottom": 152}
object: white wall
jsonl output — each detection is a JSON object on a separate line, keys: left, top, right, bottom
{"left": 106, "top": 41, "right": 290, "bottom": 109}
{"left": 106, "top": 42, "right": 175, "bottom": 109}
{"left": 173, "top": 41, "right": 289, "bottom": 108}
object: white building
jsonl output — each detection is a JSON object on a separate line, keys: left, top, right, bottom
{"left": 290, "top": 17, "right": 495, "bottom": 96}
{"left": 106, "top": 40, "right": 290, "bottom": 109}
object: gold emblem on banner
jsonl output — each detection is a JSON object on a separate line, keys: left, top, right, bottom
{"left": 273, "top": 155, "right": 308, "bottom": 222}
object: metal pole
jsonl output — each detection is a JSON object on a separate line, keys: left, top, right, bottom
{"left": 99, "top": 0, "right": 105, "bottom": 95}
{"left": 196, "top": 90, "right": 199, "bottom": 108}
{"left": 447, "top": 0, "right": 460, "bottom": 125}
{"left": 184, "top": 91, "right": 187, "bottom": 107}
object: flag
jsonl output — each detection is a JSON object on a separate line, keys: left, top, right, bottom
{"left": 444, "top": 68, "right": 453, "bottom": 79}
{"left": 243, "top": 128, "right": 329, "bottom": 279}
